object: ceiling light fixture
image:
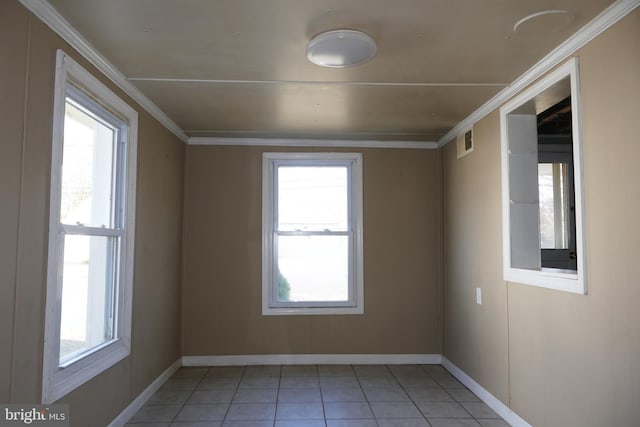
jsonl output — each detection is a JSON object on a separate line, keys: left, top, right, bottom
{"left": 306, "top": 29, "right": 377, "bottom": 68}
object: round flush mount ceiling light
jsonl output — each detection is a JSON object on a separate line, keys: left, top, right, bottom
{"left": 514, "top": 10, "right": 573, "bottom": 36}
{"left": 306, "top": 29, "right": 377, "bottom": 68}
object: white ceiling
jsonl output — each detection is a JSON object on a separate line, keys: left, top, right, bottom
{"left": 41, "top": 0, "right": 616, "bottom": 143}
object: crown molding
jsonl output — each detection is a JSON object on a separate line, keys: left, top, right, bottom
{"left": 189, "top": 137, "right": 438, "bottom": 149}
{"left": 128, "top": 77, "right": 508, "bottom": 88}
{"left": 437, "top": 0, "right": 640, "bottom": 147}
{"left": 18, "top": 0, "right": 188, "bottom": 143}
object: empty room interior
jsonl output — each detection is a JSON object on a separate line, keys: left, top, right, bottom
{"left": 1, "top": 0, "right": 639, "bottom": 426}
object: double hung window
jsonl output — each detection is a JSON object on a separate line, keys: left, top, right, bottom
{"left": 262, "top": 153, "right": 364, "bottom": 315}
{"left": 43, "top": 51, "right": 138, "bottom": 402}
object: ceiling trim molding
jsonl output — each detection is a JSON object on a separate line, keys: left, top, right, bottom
{"left": 18, "top": 0, "right": 189, "bottom": 143}
{"left": 437, "top": 0, "right": 640, "bottom": 147}
{"left": 129, "top": 77, "right": 508, "bottom": 88}
{"left": 189, "top": 137, "right": 439, "bottom": 150}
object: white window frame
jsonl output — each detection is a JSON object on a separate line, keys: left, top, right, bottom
{"left": 500, "top": 58, "right": 586, "bottom": 294}
{"left": 262, "top": 152, "right": 364, "bottom": 315}
{"left": 42, "top": 50, "right": 138, "bottom": 403}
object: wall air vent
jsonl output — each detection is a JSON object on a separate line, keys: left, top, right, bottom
{"left": 457, "top": 128, "right": 474, "bottom": 158}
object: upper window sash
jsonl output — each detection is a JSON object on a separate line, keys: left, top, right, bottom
{"left": 273, "top": 159, "right": 354, "bottom": 232}
{"left": 63, "top": 86, "right": 127, "bottom": 230}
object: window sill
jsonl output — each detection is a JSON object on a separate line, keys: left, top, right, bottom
{"left": 262, "top": 306, "right": 364, "bottom": 316}
{"left": 505, "top": 266, "right": 585, "bottom": 294}
{"left": 44, "top": 339, "right": 129, "bottom": 403}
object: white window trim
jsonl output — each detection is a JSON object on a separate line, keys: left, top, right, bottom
{"left": 262, "top": 152, "right": 364, "bottom": 315}
{"left": 500, "top": 57, "right": 587, "bottom": 294}
{"left": 42, "top": 50, "right": 138, "bottom": 403}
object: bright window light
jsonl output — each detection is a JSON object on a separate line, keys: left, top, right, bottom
{"left": 262, "top": 153, "right": 364, "bottom": 315}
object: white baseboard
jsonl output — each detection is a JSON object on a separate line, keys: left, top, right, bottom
{"left": 182, "top": 354, "right": 442, "bottom": 366}
{"left": 441, "top": 356, "right": 531, "bottom": 427}
{"left": 107, "top": 358, "right": 181, "bottom": 427}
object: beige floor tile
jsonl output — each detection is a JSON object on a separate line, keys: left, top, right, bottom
{"left": 276, "top": 402, "right": 324, "bottom": 420}
{"left": 225, "top": 403, "right": 276, "bottom": 421}
{"left": 277, "top": 388, "right": 322, "bottom": 403}
{"left": 362, "top": 386, "right": 411, "bottom": 402}
{"left": 427, "top": 419, "right": 481, "bottom": 427}
{"left": 129, "top": 405, "right": 181, "bottom": 423}
{"left": 324, "top": 402, "right": 374, "bottom": 419}
{"left": 320, "top": 376, "right": 361, "bottom": 388}
{"left": 405, "top": 387, "right": 454, "bottom": 402}
{"left": 244, "top": 365, "right": 281, "bottom": 377}
{"left": 369, "top": 401, "right": 423, "bottom": 418}
{"left": 279, "top": 376, "right": 320, "bottom": 389}
{"left": 187, "top": 389, "right": 235, "bottom": 404}
{"left": 376, "top": 419, "right": 431, "bottom": 427}
{"left": 459, "top": 402, "right": 499, "bottom": 419}
{"left": 446, "top": 389, "right": 481, "bottom": 403}
{"left": 174, "top": 404, "right": 229, "bottom": 422}
{"left": 416, "top": 401, "right": 472, "bottom": 418}
{"left": 232, "top": 388, "right": 278, "bottom": 403}
{"left": 281, "top": 365, "right": 318, "bottom": 377}
{"left": 322, "top": 387, "right": 367, "bottom": 402}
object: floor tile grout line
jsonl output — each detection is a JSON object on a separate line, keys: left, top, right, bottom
{"left": 167, "top": 366, "right": 210, "bottom": 425}
{"left": 317, "top": 364, "right": 328, "bottom": 427}
{"left": 353, "top": 363, "right": 380, "bottom": 426}
{"left": 220, "top": 364, "right": 246, "bottom": 424}
{"left": 388, "top": 364, "right": 433, "bottom": 424}
{"left": 274, "top": 366, "right": 281, "bottom": 427}
{"left": 273, "top": 364, "right": 283, "bottom": 427}
{"left": 422, "top": 365, "right": 480, "bottom": 423}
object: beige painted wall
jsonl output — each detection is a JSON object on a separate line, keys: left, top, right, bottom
{"left": 0, "top": 0, "right": 29, "bottom": 403}
{"left": 0, "top": 1, "right": 185, "bottom": 425}
{"left": 442, "top": 109, "right": 510, "bottom": 404}
{"left": 182, "top": 146, "right": 442, "bottom": 356}
{"left": 443, "top": 8, "right": 640, "bottom": 427}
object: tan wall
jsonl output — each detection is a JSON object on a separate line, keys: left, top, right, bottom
{"left": 0, "top": 1, "right": 185, "bottom": 425}
{"left": 443, "top": 8, "right": 640, "bottom": 427}
{"left": 0, "top": 0, "right": 29, "bottom": 403}
{"left": 442, "top": 109, "right": 510, "bottom": 404}
{"left": 182, "top": 146, "right": 442, "bottom": 355}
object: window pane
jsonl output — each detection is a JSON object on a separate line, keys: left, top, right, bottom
{"left": 59, "top": 234, "right": 118, "bottom": 365}
{"left": 538, "top": 162, "right": 569, "bottom": 249}
{"left": 60, "top": 98, "right": 117, "bottom": 227}
{"left": 278, "top": 166, "right": 348, "bottom": 231}
{"left": 277, "top": 235, "right": 349, "bottom": 302}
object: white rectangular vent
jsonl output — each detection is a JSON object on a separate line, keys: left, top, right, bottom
{"left": 457, "top": 128, "right": 474, "bottom": 159}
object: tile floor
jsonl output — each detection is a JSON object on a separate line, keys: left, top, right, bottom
{"left": 126, "top": 364, "right": 511, "bottom": 427}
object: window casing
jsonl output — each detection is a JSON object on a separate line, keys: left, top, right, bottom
{"left": 500, "top": 58, "right": 586, "bottom": 294}
{"left": 262, "top": 153, "right": 364, "bottom": 315}
{"left": 42, "top": 50, "right": 138, "bottom": 403}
